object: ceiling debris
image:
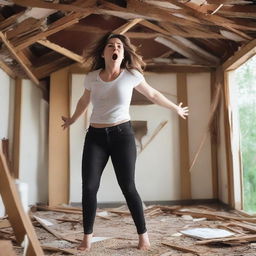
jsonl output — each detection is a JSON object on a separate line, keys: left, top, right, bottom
{"left": 0, "top": 0, "right": 254, "bottom": 81}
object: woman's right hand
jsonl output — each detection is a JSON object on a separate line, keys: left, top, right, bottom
{"left": 61, "top": 116, "right": 74, "bottom": 130}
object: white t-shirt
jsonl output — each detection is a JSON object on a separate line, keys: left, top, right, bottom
{"left": 84, "top": 68, "right": 145, "bottom": 124}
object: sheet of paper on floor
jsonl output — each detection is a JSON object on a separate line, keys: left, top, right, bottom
{"left": 180, "top": 228, "right": 235, "bottom": 240}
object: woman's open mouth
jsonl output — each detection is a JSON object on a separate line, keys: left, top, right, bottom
{"left": 112, "top": 53, "right": 118, "bottom": 60}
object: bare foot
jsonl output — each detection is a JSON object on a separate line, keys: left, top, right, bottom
{"left": 138, "top": 232, "right": 150, "bottom": 250}
{"left": 77, "top": 233, "right": 93, "bottom": 251}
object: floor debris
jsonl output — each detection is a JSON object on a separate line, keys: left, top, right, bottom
{"left": 2, "top": 203, "right": 256, "bottom": 255}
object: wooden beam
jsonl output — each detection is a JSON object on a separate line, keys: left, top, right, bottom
{"left": 112, "top": 18, "right": 143, "bottom": 34}
{"left": 177, "top": 73, "right": 191, "bottom": 200}
{"left": 0, "top": 32, "right": 39, "bottom": 85}
{"left": 222, "top": 38, "right": 256, "bottom": 71}
{"left": 0, "top": 143, "right": 44, "bottom": 255}
{"left": 125, "top": 32, "right": 161, "bottom": 39}
{"left": 12, "top": 79, "right": 22, "bottom": 179}
{"left": 48, "top": 67, "right": 70, "bottom": 206}
{"left": 37, "top": 39, "right": 85, "bottom": 63}
{"left": 223, "top": 71, "right": 235, "bottom": 207}
{"left": 210, "top": 71, "right": 219, "bottom": 199}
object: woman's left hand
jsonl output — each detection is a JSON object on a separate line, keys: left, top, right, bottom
{"left": 177, "top": 103, "right": 189, "bottom": 119}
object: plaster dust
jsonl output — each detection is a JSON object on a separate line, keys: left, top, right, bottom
{"left": 8, "top": 204, "right": 256, "bottom": 256}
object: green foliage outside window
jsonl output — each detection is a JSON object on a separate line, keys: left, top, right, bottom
{"left": 235, "top": 55, "right": 256, "bottom": 213}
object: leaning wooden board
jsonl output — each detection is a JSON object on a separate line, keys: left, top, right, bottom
{"left": 0, "top": 143, "right": 44, "bottom": 256}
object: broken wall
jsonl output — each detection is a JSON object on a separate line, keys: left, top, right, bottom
{"left": 0, "top": 69, "right": 14, "bottom": 216}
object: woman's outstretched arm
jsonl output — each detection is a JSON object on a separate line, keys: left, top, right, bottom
{"left": 135, "top": 80, "right": 189, "bottom": 119}
{"left": 61, "top": 88, "right": 91, "bottom": 129}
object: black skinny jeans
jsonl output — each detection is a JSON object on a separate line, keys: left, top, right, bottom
{"left": 81, "top": 121, "right": 147, "bottom": 235}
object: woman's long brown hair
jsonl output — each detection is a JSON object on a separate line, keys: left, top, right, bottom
{"left": 84, "top": 33, "right": 146, "bottom": 74}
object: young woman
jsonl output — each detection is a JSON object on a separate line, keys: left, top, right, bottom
{"left": 61, "top": 33, "right": 189, "bottom": 251}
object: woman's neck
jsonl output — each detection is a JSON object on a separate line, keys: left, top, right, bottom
{"left": 100, "top": 66, "right": 122, "bottom": 82}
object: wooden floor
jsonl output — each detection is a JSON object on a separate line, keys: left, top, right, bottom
{"left": 2, "top": 203, "right": 256, "bottom": 256}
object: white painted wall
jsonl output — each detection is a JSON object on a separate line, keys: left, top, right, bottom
{"left": 187, "top": 73, "right": 213, "bottom": 199}
{"left": 0, "top": 69, "right": 14, "bottom": 216}
{"left": 69, "top": 72, "right": 213, "bottom": 203}
{"left": 19, "top": 80, "right": 49, "bottom": 206}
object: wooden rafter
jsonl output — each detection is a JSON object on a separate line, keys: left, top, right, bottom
{"left": 65, "top": 24, "right": 108, "bottom": 34}
{"left": 160, "top": 22, "right": 226, "bottom": 39}
{"left": 0, "top": 32, "right": 39, "bottom": 84}
{"left": 112, "top": 18, "right": 143, "bottom": 35}
{"left": 125, "top": 32, "right": 160, "bottom": 39}
{"left": 13, "top": 11, "right": 93, "bottom": 51}
{"left": 172, "top": 35, "right": 220, "bottom": 64}
{"left": 126, "top": 0, "right": 207, "bottom": 26}
{"left": 6, "top": 17, "right": 42, "bottom": 40}
{"left": 155, "top": 36, "right": 215, "bottom": 66}
{"left": 165, "top": 0, "right": 253, "bottom": 40}
{"left": 37, "top": 39, "right": 85, "bottom": 63}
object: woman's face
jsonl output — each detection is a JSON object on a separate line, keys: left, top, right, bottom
{"left": 102, "top": 37, "right": 124, "bottom": 66}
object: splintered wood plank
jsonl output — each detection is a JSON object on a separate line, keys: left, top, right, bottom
{"left": 162, "top": 242, "right": 201, "bottom": 255}
{"left": 0, "top": 32, "right": 39, "bottom": 85}
{"left": 112, "top": 18, "right": 143, "bottom": 34}
{"left": 196, "top": 234, "right": 256, "bottom": 245}
{"left": 0, "top": 144, "right": 44, "bottom": 255}
{"left": 177, "top": 73, "right": 191, "bottom": 200}
{"left": 42, "top": 246, "right": 77, "bottom": 255}
{"left": 0, "top": 240, "right": 16, "bottom": 256}
{"left": 37, "top": 39, "right": 85, "bottom": 63}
